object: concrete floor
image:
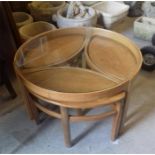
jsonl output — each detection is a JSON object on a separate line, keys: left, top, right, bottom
{"left": 0, "top": 17, "right": 155, "bottom": 154}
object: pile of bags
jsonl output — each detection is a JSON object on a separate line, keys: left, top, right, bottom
{"left": 66, "top": 2, "right": 91, "bottom": 19}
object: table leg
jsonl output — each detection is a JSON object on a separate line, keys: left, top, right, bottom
{"left": 28, "top": 95, "right": 41, "bottom": 124}
{"left": 111, "top": 101, "right": 123, "bottom": 141}
{"left": 119, "top": 92, "right": 129, "bottom": 135}
{"left": 16, "top": 76, "right": 34, "bottom": 120}
{"left": 60, "top": 107, "right": 71, "bottom": 147}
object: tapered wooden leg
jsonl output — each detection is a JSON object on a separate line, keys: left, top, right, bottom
{"left": 24, "top": 88, "right": 40, "bottom": 124}
{"left": 119, "top": 92, "right": 129, "bottom": 134}
{"left": 30, "top": 101, "right": 40, "bottom": 125}
{"left": 60, "top": 107, "right": 71, "bottom": 147}
{"left": 16, "top": 76, "right": 34, "bottom": 120}
{"left": 111, "top": 101, "right": 123, "bottom": 141}
{"left": 22, "top": 87, "right": 35, "bottom": 120}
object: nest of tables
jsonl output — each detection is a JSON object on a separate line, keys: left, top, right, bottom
{"left": 14, "top": 27, "right": 142, "bottom": 147}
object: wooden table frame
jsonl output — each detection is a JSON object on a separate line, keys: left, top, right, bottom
{"left": 13, "top": 27, "right": 142, "bottom": 147}
{"left": 20, "top": 82, "right": 127, "bottom": 147}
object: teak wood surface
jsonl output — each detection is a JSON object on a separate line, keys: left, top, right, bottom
{"left": 14, "top": 27, "right": 142, "bottom": 147}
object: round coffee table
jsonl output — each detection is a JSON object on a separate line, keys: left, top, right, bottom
{"left": 14, "top": 27, "right": 142, "bottom": 147}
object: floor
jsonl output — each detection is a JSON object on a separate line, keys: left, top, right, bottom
{"left": 0, "top": 17, "right": 155, "bottom": 154}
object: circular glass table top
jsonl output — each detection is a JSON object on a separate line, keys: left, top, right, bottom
{"left": 14, "top": 27, "right": 142, "bottom": 103}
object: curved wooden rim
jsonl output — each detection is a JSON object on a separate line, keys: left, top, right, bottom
{"left": 84, "top": 28, "right": 143, "bottom": 84}
{"left": 14, "top": 27, "right": 142, "bottom": 103}
{"left": 14, "top": 28, "right": 87, "bottom": 68}
{"left": 16, "top": 66, "right": 125, "bottom": 94}
{"left": 14, "top": 65, "right": 129, "bottom": 103}
{"left": 32, "top": 89, "right": 126, "bottom": 108}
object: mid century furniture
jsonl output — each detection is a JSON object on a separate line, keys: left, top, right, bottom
{"left": 14, "top": 27, "right": 142, "bottom": 147}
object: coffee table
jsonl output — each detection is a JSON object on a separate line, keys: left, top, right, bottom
{"left": 14, "top": 27, "right": 142, "bottom": 147}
